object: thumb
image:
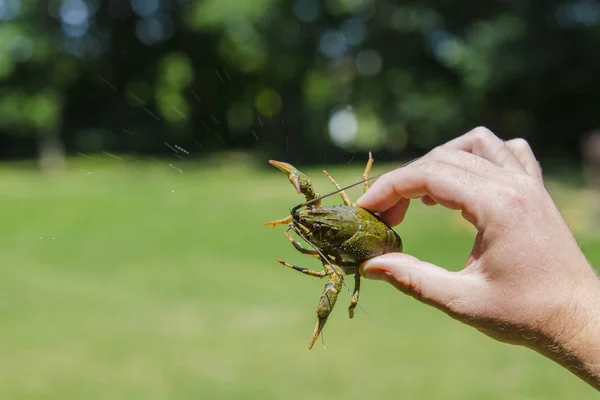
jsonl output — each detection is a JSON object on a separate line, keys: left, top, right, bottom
{"left": 360, "top": 253, "right": 481, "bottom": 314}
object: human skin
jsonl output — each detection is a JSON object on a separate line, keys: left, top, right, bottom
{"left": 356, "top": 127, "right": 600, "bottom": 390}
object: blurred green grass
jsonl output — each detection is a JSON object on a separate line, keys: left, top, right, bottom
{"left": 0, "top": 155, "right": 598, "bottom": 399}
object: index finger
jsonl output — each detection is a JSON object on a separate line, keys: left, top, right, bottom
{"left": 357, "top": 160, "right": 496, "bottom": 230}
{"left": 443, "top": 127, "right": 526, "bottom": 173}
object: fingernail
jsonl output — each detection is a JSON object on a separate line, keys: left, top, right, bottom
{"left": 359, "top": 263, "right": 369, "bottom": 278}
{"left": 359, "top": 262, "right": 379, "bottom": 280}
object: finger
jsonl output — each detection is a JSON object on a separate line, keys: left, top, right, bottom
{"left": 422, "top": 147, "right": 513, "bottom": 182}
{"left": 360, "top": 253, "right": 483, "bottom": 315}
{"left": 378, "top": 196, "right": 437, "bottom": 227}
{"left": 443, "top": 127, "right": 526, "bottom": 173}
{"left": 357, "top": 160, "right": 497, "bottom": 230}
{"left": 421, "top": 195, "right": 437, "bottom": 206}
{"left": 417, "top": 147, "right": 522, "bottom": 189}
{"left": 505, "top": 138, "right": 543, "bottom": 181}
{"left": 378, "top": 197, "right": 411, "bottom": 227}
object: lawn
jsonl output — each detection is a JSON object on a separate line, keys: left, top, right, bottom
{"left": 0, "top": 154, "right": 598, "bottom": 399}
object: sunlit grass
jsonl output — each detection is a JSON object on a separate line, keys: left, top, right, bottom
{"left": 0, "top": 155, "right": 598, "bottom": 399}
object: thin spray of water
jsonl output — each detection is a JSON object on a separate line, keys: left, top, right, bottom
{"left": 78, "top": 69, "right": 393, "bottom": 354}
{"left": 93, "top": 60, "right": 282, "bottom": 177}
{"left": 96, "top": 74, "right": 117, "bottom": 91}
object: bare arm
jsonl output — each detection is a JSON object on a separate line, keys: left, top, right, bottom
{"left": 357, "top": 127, "right": 600, "bottom": 389}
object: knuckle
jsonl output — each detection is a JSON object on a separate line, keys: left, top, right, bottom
{"left": 427, "top": 146, "right": 446, "bottom": 160}
{"left": 508, "top": 137, "right": 531, "bottom": 152}
{"left": 469, "top": 126, "right": 497, "bottom": 143}
{"left": 426, "top": 146, "right": 455, "bottom": 164}
{"left": 466, "top": 126, "right": 503, "bottom": 150}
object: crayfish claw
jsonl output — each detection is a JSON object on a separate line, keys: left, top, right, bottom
{"left": 268, "top": 160, "right": 320, "bottom": 205}
{"left": 290, "top": 177, "right": 302, "bottom": 194}
{"left": 269, "top": 160, "right": 302, "bottom": 194}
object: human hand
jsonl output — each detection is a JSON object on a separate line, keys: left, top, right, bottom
{"left": 356, "top": 127, "right": 600, "bottom": 388}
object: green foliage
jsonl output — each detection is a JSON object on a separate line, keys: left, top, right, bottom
{"left": 186, "top": 0, "right": 278, "bottom": 28}
{"left": 26, "top": 91, "right": 62, "bottom": 129}
{"left": 303, "top": 70, "right": 333, "bottom": 107}
{"left": 155, "top": 53, "right": 194, "bottom": 123}
{"left": 254, "top": 87, "right": 282, "bottom": 117}
{"left": 0, "top": 90, "right": 62, "bottom": 132}
{"left": 1, "top": 0, "right": 600, "bottom": 160}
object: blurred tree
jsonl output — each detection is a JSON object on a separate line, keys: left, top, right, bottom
{"left": 0, "top": 0, "right": 599, "bottom": 165}
{"left": 0, "top": 0, "right": 80, "bottom": 170}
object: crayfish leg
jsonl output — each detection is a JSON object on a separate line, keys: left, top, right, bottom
{"left": 284, "top": 232, "right": 320, "bottom": 258}
{"left": 262, "top": 215, "right": 293, "bottom": 228}
{"left": 362, "top": 152, "right": 374, "bottom": 193}
{"left": 348, "top": 270, "right": 361, "bottom": 319}
{"left": 308, "top": 265, "right": 344, "bottom": 350}
{"left": 276, "top": 259, "right": 327, "bottom": 278}
{"left": 322, "top": 170, "right": 353, "bottom": 206}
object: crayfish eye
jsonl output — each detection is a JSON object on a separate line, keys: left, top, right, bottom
{"left": 313, "top": 223, "right": 322, "bottom": 231}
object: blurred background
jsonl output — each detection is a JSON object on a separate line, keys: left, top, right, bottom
{"left": 1, "top": 0, "right": 600, "bottom": 398}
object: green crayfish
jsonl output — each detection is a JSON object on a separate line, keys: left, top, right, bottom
{"left": 263, "top": 154, "right": 403, "bottom": 349}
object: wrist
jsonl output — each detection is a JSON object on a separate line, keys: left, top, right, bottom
{"left": 536, "top": 271, "right": 600, "bottom": 389}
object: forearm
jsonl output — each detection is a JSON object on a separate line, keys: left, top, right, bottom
{"left": 537, "top": 276, "right": 600, "bottom": 390}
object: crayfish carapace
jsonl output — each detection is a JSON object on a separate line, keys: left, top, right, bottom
{"left": 263, "top": 153, "right": 403, "bottom": 349}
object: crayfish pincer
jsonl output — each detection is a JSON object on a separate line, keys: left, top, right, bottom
{"left": 263, "top": 154, "right": 403, "bottom": 349}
